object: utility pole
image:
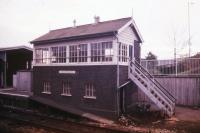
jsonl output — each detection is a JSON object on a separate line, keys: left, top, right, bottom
{"left": 187, "top": 0, "right": 195, "bottom": 57}
{"left": 188, "top": 0, "right": 191, "bottom": 57}
{"left": 174, "top": 34, "right": 178, "bottom": 76}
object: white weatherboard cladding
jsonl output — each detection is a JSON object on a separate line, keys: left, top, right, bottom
{"left": 117, "top": 26, "right": 137, "bottom": 45}
{"left": 117, "top": 25, "right": 139, "bottom": 63}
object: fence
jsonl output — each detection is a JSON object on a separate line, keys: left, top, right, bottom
{"left": 13, "top": 70, "right": 32, "bottom": 92}
{"left": 141, "top": 58, "right": 200, "bottom": 76}
{"left": 138, "top": 77, "right": 200, "bottom": 106}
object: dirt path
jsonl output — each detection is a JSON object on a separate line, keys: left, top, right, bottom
{"left": 118, "top": 106, "right": 200, "bottom": 133}
{"left": 146, "top": 106, "right": 200, "bottom": 133}
{"left": 175, "top": 106, "right": 200, "bottom": 122}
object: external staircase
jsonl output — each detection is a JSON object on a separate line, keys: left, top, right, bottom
{"left": 128, "top": 59, "right": 176, "bottom": 116}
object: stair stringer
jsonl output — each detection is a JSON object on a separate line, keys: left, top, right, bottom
{"left": 129, "top": 73, "right": 172, "bottom": 115}
{"left": 128, "top": 61, "right": 175, "bottom": 116}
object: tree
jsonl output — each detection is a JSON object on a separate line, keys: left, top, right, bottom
{"left": 144, "top": 52, "right": 157, "bottom": 74}
{"left": 145, "top": 52, "right": 157, "bottom": 60}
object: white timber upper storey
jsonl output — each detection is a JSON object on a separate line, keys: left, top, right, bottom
{"left": 32, "top": 17, "right": 143, "bottom": 66}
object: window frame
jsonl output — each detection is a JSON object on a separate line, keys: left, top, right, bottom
{"left": 34, "top": 40, "right": 117, "bottom": 66}
{"left": 118, "top": 43, "right": 128, "bottom": 62}
{"left": 69, "top": 44, "right": 88, "bottom": 63}
{"left": 42, "top": 81, "right": 51, "bottom": 94}
{"left": 84, "top": 83, "right": 96, "bottom": 99}
{"left": 61, "top": 81, "right": 72, "bottom": 96}
{"left": 91, "top": 41, "right": 113, "bottom": 62}
{"left": 35, "top": 48, "right": 49, "bottom": 64}
{"left": 51, "top": 46, "right": 67, "bottom": 63}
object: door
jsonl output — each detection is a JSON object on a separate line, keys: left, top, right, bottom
{"left": 134, "top": 40, "right": 141, "bottom": 63}
{"left": 129, "top": 45, "right": 133, "bottom": 61}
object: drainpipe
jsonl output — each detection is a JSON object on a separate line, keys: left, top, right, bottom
{"left": 114, "top": 31, "right": 120, "bottom": 116}
{"left": 4, "top": 51, "right": 7, "bottom": 88}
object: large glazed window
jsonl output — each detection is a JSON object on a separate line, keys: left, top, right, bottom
{"left": 118, "top": 43, "right": 128, "bottom": 62}
{"left": 34, "top": 41, "right": 116, "bottom": 65}
{"left": 91, "top": 42, "right": 113, "bottom": 62}
{"left": 51, "top": 46, "right": 66, "bottom": 63}
{"left": 69, "top": 44, "right": 87, "bottom": 62}
{"left": 35, "top": 48, "right": 49, "bottom": 64}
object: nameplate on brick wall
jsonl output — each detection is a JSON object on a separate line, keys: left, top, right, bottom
{"left": 59, "top": 70, "right": 76, "bottom": 74}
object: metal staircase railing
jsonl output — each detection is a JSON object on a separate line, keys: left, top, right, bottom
{"left": 128, "top": 59, "right": 176, "bottom": 116}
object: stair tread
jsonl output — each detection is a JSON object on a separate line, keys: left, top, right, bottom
{"left": 129, "top": 62, "right": 175, "bottom": 116}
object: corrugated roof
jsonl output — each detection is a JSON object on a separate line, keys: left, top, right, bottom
{"left": 0, "top": 45, "right": 32, "bottom": 51}
{"left": 31, "top": 17, "right": 132, "bottom": 44}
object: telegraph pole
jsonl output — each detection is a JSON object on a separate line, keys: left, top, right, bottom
{"left": 187, "top": 0, "right": 195, "bottom": 57}
{"left": 188, "top": 0, "right": 191, "bottom": 57}
{"left": 174, "top": 35, "right": 178, "bottom": 76}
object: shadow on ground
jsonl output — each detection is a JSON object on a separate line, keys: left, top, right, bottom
{"left": 117, "top": 106, "right": 200, "bottom": 133}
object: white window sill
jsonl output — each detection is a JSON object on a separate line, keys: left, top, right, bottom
{"left": 61, "top": 94, "right": 72, "bottom": 97}
{"left": 33, "top": 62, "right": 119, "bottom": 66}
{"left": 83, "top": 96, "right": 96, "bottom": 99}
{"left": 42, "top": 92, "right": 51, "bottom": 94}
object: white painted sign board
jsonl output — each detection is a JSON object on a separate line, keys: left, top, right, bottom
{"left": 59, "top": 70, "right": 76, "bottom": 74}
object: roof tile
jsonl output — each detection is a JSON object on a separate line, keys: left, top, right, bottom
{"left": 32, "top": 17, "right": 132, "bottom": 43}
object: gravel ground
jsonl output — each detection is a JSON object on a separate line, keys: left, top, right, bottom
{"left": 0, "top": 119, "right": 62, "bottom": 133}
{"left": 0, "top": 106, "right": 199, "bottom": 133}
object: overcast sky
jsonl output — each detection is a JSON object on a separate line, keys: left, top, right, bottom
{"left": 0, "top": 0, "right": 200, "bottom": 59}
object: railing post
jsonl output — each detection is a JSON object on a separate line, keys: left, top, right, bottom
{"left": 128, "top": 59, "right": 131, "bottom": 78}
{"left": 175, "top": 58, "right": 178, "bottom": 76}
{"left": 132, "top": 58, "right": 136, "bottom": 73}
{"left": 145, "top": 61, "right": 148, "bottom": 71}
{"left": 128, "top": 58, "right": 135, "bottom": 78}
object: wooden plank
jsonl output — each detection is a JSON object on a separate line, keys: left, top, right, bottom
{"left": 137, "top": 77, "right": 200, "bottom": 106}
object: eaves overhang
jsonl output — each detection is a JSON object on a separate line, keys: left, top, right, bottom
{"left": 31, "top": 31, "right": 117, "bottom": 45}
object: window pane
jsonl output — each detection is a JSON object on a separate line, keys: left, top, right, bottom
{"left": 79, "top": 44, "right": 87, "bottom": 62}
{"left": 102, "top": 42, "right": 113, "bottom": 62}
{"left": 51, "top": 47, "right": 58, "bottom": 63}
{"left": 35, "top": 48, "right": 49, "bottom": 64}
{"left": 62, "top": 81, "right": 71, "bottom": 95}
{"left": 43, "top": 81, "right": 51, "bottom": 93}
{"left": 118, "top": 43, "right": 128, "bottom": 62}
{"left": 91, "top": 42, "right": 113, "bottom": 62}
{"left": 59, "top": 46, "right": 66, "bottom": 63}
{"left": 69, "top": 44, "right": 87, "bottom": 63}
{"left": 51, "top": 46, "right": 66, "bottom": 63}
{"left": 85, "top": 83, "right": 96, "bottom": 97}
